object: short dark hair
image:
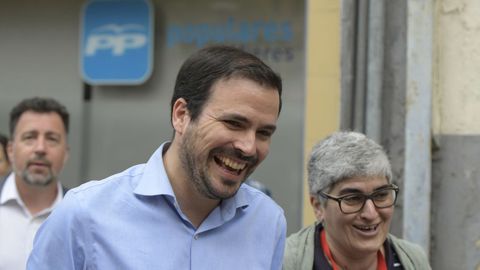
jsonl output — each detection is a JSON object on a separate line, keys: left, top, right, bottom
{"left": 170, "top": 45, "right": 282, "bottom": 124}
{"left": 10, "top": 97, "right": 70, "bottom": 136}
{"left": 0, "top": 133, "right": 8, "bottom": 163}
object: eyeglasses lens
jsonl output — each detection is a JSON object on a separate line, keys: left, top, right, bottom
{"left": 340, "top": 188, "right": 397, "bottom": 214}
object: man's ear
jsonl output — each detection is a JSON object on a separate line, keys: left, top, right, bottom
{"left": 171, "top": 98, "right": 190, "bottom": 135}
{"left": 63, "top": 145, "right": 70, "bottom": 165}
{"left": 310, "top": 195, "right": 324, "bottom": 222}
{"left": 7, "top": 140, "right": 13, "bottom": 163}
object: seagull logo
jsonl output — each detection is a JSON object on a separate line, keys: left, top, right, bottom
{"left": 93, "top": 24, "right": 146, "bottom": 34}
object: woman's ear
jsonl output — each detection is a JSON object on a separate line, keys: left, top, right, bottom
{"left": 310, "top": 195, "right": 324, "bottom": 222}
{"left": 171, "top": 98, "right": 190, "bottom": 135}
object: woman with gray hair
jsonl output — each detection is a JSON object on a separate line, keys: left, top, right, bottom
{"left": 283, "top": 131, "right": 430, "bottom": 270}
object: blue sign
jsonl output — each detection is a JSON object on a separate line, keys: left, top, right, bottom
{"left": 81, "top": 0, "right": 154, "bottom": 85}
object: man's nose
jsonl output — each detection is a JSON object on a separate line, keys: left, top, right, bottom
{"left": 233, "top": 131, "right": 256, "bottom": 157}
{"left": 34, "top": 138, "right": 47, "bottom": 153}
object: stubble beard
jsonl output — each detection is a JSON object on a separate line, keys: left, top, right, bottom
{"left": 21, "top": 168, "right": 54, "bottom": 187}
{"left": 17, "top": 159, "right": 55, "bottom": 187}
{"left": 179, "top": 128, "right": 239, "bottom": 200}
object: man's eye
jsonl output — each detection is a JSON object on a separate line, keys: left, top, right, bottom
{"left": 22, "top": 135, "right": 35, "bottom": 141}
{"left": 257, "top": 130, "right": 273, "bottom": 139}
{"left": 224, "top": 120, "right": 242, "bottom": 128}
{"left": 47, "top": 137, "right": 60, "bottom": 143}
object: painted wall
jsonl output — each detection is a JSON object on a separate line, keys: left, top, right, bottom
{"left": 302, "top": 0, "right": 340, "bottom": 226}
{"left": 334, "top": 1, "right": 480, "bottom": 268}
{"left": 0, "top": 0, "right": 306, "bottom": 234}
{"left": 433, "top": 0, "right": 480, "bottom": 135}
{"left": 432, "top": 1, "right": 480, "bottom": 269}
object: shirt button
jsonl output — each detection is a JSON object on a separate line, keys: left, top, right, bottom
{"left": 194, "top": 234, "right": 199, "bottom": 240}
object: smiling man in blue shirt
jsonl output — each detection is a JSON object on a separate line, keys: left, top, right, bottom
{"left": 27, "top": 46, "right": 286, "bottom": 270}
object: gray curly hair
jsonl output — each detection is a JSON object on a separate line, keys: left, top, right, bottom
{"left": 308, "top": 131, "right": 392, "bottom": 201}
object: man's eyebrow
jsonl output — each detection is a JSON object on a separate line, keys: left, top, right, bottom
{"left": 45, "top": 130, "right": 62, "bottom": 135}
{"left": 45, "top": 131, "right": 62, "bottom": 137}
{"left": 220, "top": 113, "right": 249, "bottom": 123}
{"left": 219, "top": 113, "right": 277, "bottom": 131}
{"left": 20, "top": 130, "right": 38, "bottom": 136}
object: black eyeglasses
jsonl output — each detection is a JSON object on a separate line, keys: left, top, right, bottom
{"left": 318, "top": 184, "right": 399, "bottom": 214}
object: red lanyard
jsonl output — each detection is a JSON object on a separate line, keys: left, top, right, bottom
{"left": 320, "top": 230, "right": 387, "bottom": 270}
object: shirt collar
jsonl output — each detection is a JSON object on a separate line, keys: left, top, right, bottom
{"left": 224, "top": 184, "right": 250, "bottom": 210}
{"left": 0, "top": 172, "right": 64, "bottom": 217}
{"left": 0, "top": 173, "right": 16, "bottom": 205}
{"left": 133, "top": 142, "right": 175, "bottom": 197}
{"left": 37, "top": 182, "right": 63, "bottom": 216}
{"left": 133, "top": 142, "right": 250, "bottom": 211}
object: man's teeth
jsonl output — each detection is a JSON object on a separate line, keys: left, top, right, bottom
{"left": 218, "top": 156, "right": 246, "bottom": 170}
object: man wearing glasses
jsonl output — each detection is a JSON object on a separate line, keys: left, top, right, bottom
{"left": 283, "top": 131, "right": 431, "bottom": 270}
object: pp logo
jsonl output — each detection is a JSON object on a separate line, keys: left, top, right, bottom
{"left": 85, "top": 24, "right": 147, "bottom": 56}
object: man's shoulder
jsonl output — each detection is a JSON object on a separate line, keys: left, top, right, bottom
{"left": 239, "top": 183, "right": 284, "bottom": 214}
{"left": 68, "top": 164, "right": 145, "bottom": 202}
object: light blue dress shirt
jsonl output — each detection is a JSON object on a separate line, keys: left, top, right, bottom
{"left": 27, "top": 143, "right": 286, "bottom": 270}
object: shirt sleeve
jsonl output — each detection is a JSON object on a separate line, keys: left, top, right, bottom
{"left": 271, "top": 212, "right": 287, "bottom": 270}
{"left": 27, "top": 191, "right": 89, "bottom": 269}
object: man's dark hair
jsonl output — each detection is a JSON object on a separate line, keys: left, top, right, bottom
{"left": 10, "top": 97, "right": 70, "bottom": 136}
{"left": 0, "top": 133, "right": 8, "bottom": 163}
{"left": 170, "top": 45, "right": 283, "bottom": 124}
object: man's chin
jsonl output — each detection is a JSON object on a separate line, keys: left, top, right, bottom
{"left": 213, "top": 182, "right": 243, "bottom": 199}
{"left": 24, "top": 174, "right": 54, "bottom": 187}
{"left": 211, "top": 190, "right": 238, "bottom": 200}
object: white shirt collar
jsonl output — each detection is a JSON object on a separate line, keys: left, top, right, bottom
{"left": 0, "top": 173, "right": 64, "bottom": 217}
